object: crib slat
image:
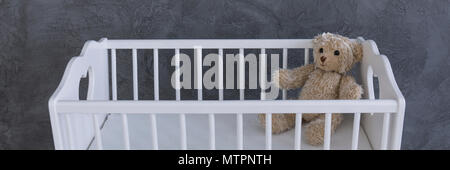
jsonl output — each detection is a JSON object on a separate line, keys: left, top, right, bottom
{"left": 381, "top": 112, "right": 391, "bottom": 150}
{"left": 132, "top": 49, "right": 138, "bottom": 100}
{"left": 260, "top": 48, "right": 272, "bottom": 150}
{"left": 218, "top": 48, "right": 224, "bottom": 100}
{"left": 64, "top": 114, "right": 74, "bottom": 150}
{"left": 121, "top": 114, "right": 130, "bottom": 150}
{"left": 351, "top": 112, "right": 361, "bottom": 150}
{"left": 129, "top": 49, "right": 138, "bottom": 149}
{"left": 111, "top": 49, "right": 118, "bottom": 100}
{"left": 237, "top": 114, "right": 243, "bottom": 150}
{"left": 93, "top": 114, "right": 103, "bottom": 150}
{"left": 180, "top": 114, "right": 187, "bottom": 150}
{"left": 294, "top": 113, "right": 302, "bottom": 150}
{"left": 239, "top": 48, "right": 245, "bottom": 99}
{"left": 196, "top": 47, "right": 202, "bottom": 99}
{"left": 150, "top": 114, "right": 158, "bottom": 150}
{"left": 237, "top": 48, "right": 244, "bottom": 150}
{"left": 209, "top": 114, "right": 215, "bottom": 150}
{"left": 195, "top": 46, "right": 215, "bottom": 150}
{"left": 265, "top": 113, "right": 272, "bottom": 150}
{"left": 153, "top": 49, "right": 159, "bottom": 101}
{"left": 175, "top": 49, "right": 181, "bottom": 100}
{"left": 175, "top": 48, "right": 187, "bottom": 150}
{"left": 282, "top": 48, "right": 287, "bottom": 100}
{"left": 151, "top": 49, "right": 159, "bottom": 150}
{"left": 260, "top": 49, "right": 266, "bottom": 100}
{"left": 304, "top": 48, "right": 309, "bottom": 64}
{"left": 212, "top": 48, "right": 224, "bottom": 150}
{"left": 111, "top": 49, "right": 130, "bottom": 150}
{"left": 324, "top": 113, "right": 332, "bottom": 150}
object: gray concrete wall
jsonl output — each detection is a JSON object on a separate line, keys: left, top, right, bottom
{"left": 0, "top": 0, "right": 448, "bottom": 149}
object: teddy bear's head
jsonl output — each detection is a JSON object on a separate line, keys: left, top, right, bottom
{"left": 312, "top": 32, "right": 363, "bottom": 73}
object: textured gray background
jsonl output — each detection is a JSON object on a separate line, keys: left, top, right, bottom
{"left": 0, "top": 0, "right": 449, "bottom": 149}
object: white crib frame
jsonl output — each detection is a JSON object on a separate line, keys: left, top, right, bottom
{"left": 48, "top": 38, "right": 405, "bottom": 150}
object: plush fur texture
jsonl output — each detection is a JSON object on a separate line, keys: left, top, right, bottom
{"left": 258, "top": 32, "right": 364, "bottom": 146}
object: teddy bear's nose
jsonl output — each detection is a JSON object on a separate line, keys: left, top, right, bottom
{"left": 320, "top": 56, "right": 326, "bottom": 62}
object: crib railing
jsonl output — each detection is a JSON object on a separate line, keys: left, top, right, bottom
{"left": 49, "top": 38, "right": 405, "bottom": 150}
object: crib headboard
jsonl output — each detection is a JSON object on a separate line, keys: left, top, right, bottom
{"left": 359, "top": 38, "right": 405, "bottom": 150}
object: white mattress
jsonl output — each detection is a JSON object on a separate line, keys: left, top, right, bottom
{"left": 90, "top": 114, "right": 372, "bottom": 150}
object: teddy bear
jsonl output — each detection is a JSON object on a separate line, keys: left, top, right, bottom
{"left": 258, "top": 32, "right": 364, "bottom": 146}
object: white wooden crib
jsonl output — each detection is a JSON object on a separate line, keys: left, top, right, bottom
{"left": 48, "top": 38, "right": 405, "bottom": 150}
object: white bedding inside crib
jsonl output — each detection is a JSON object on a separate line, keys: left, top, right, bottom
{"left": 90, "top": 114, "right": 372, "bottom": 150}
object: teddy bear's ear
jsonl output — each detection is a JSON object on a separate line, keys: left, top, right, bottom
{"left": 352, "top": 41, "right": 363, "bottom": 63}
{"left": 313, "top": 32, "right": 327, "bottom": 46}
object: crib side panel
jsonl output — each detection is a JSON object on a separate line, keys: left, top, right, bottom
{"left": 102, "top": 39, "right": 314, "bottom": 150}
{"left": 49, "top": 39, "right": 109, "bottom": 149}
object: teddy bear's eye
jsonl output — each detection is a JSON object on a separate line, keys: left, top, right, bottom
{"left": 334, "top": 50, "right": 340, "bottom": 56}
{"left": 319, "top": 48, "right": 323, "bottom": 53}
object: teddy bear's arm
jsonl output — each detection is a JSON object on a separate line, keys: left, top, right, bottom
{"left": 272, "top": 64, "right": 314, "bottom": 89}
{"left": 339, "top": 75, "right": 363, "bottom": 100}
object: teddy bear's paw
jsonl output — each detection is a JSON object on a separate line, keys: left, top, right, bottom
{"left": 258, "top": 114, "right": 295, "bottom": 134}
{"left": 339, "top": 76, "right": 363, "bottom": 100}
{"left": 305, "top": 119, "right": 325, "bottom": 146}
{"left": 272, "top": 69, "right": 292, "bottom": 89}
{"left": 347, "top": 84, "right": 363, "bottom": 100}
{"left": 271, "top": 70, "right": 281, "bottom": 88}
